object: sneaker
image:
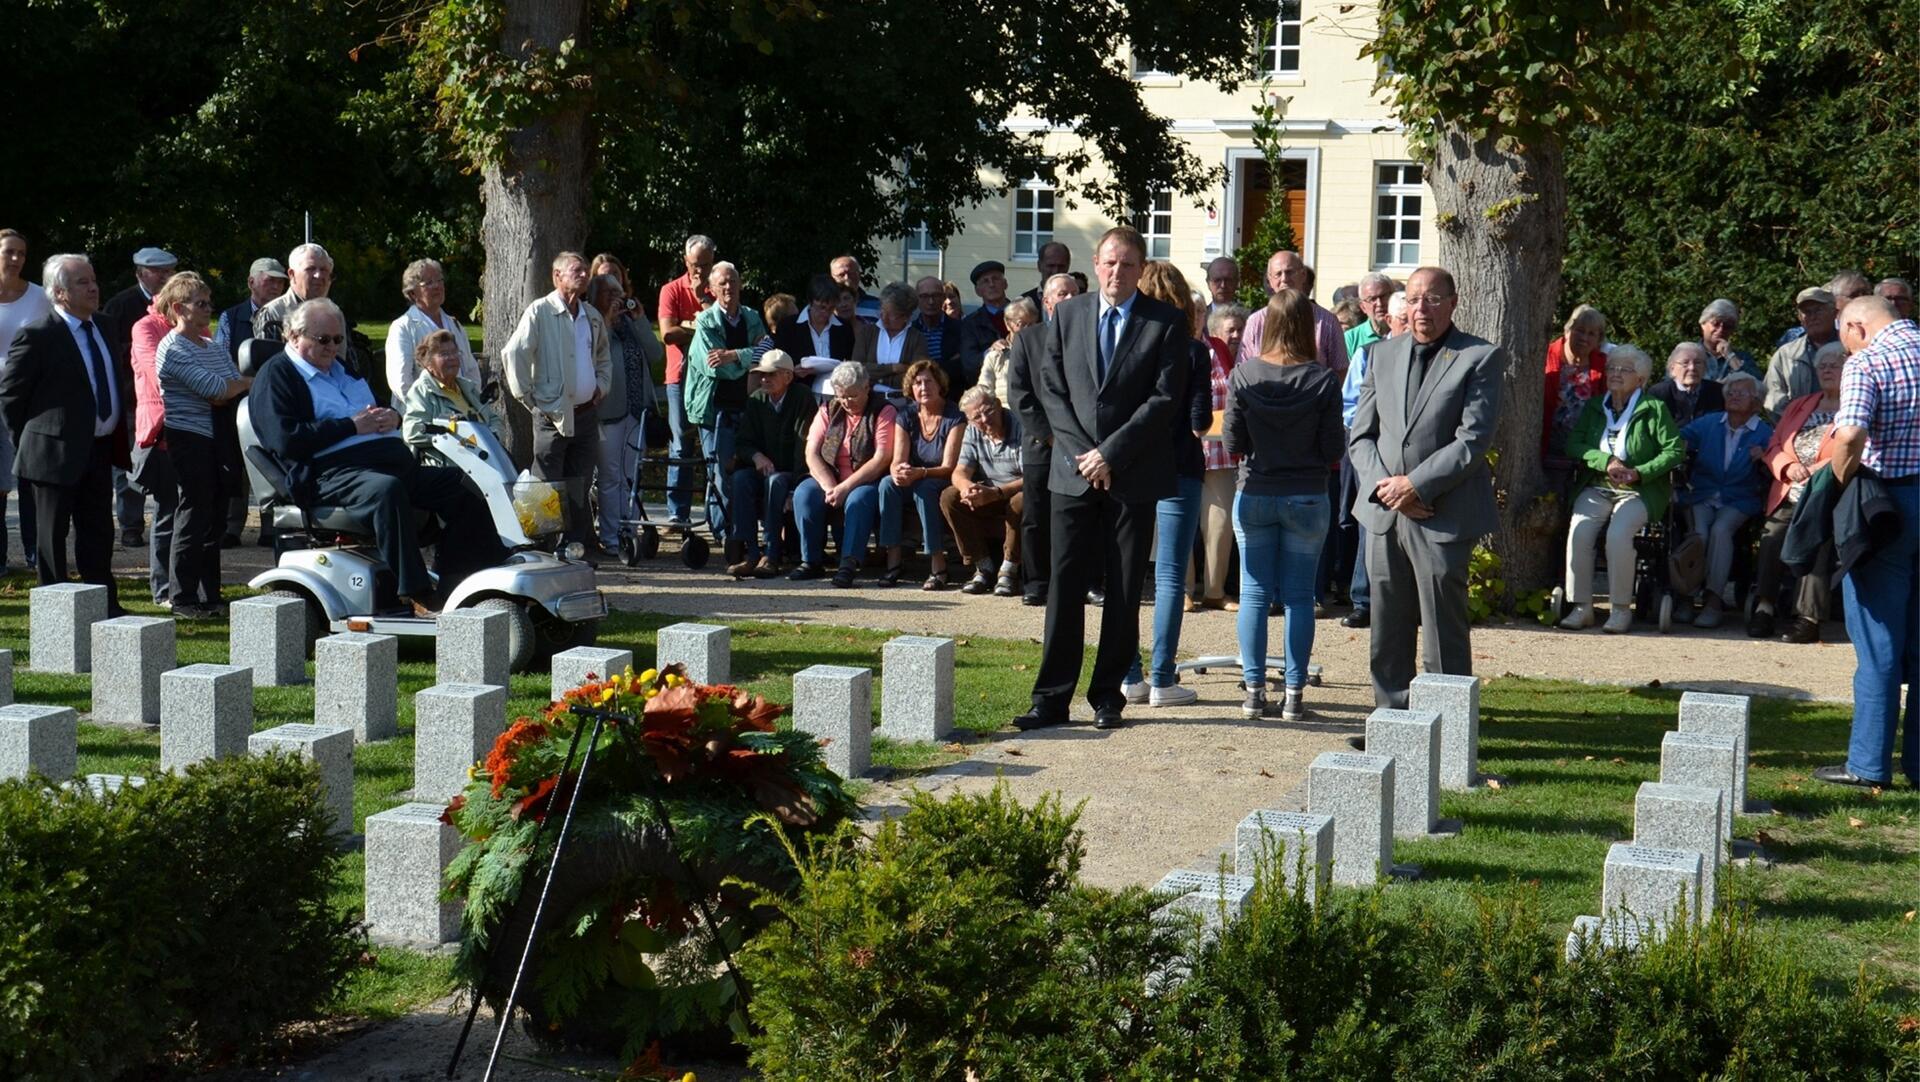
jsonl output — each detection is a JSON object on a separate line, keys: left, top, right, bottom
{"left": 1558, "top": 605, "right": 1595, "bottom": 630}
{"left": 1602, "top": 608, "right": 1634, "bottom": 634}
{"left": 1694, "top": 597, "right": 1726, "bottom": 629}
{"left": 1281, "top": 686, "right": 1307, "bottom": 721}
{"left": 1149, "top": 684, "right": 1198, "bottom": 707}
{"left": 1121, "top": 679, "right": 1149, "bottom": 705}
{"left": 666, "top": 516, "right": 693, "bottom": 530}
{"left": 1240, "top": 683, "right": 1273, "bottom": 720}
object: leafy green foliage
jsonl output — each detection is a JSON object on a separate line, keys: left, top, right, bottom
{"left": 0, "top": 755, "right": 360, "bottom": 1078}
{"left": 1231, "top": 85, "right": 1300, "bottom": 310}
{"left": 1563, "top": 0, "right": 1919, "bottom": 346}
{"left": 739, "top": 785, "right": 1183, "bottom": 1079}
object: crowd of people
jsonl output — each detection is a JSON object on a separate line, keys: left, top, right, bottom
{"left": 0, "top": 224, "right": 1912, "bottom": 787}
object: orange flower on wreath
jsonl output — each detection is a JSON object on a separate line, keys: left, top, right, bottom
{"left": 484, "top": 718, "right": 550, "bottom": 798}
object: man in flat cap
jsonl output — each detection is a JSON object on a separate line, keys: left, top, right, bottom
{"left": 101, "top": 246, "right": 177, "bottom": 546}
{"left": 1764, "top": 286, "right": 1840, "bottom": 413}
{"left": 215, "top": 257, "right": 288, "bottom": 361}
{"left": 958, "top": 260, "right": 1010, "bottom": 387}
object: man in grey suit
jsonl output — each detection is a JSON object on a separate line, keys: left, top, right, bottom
{"left": 1013, "top": 226, "right": 1189, "bottom": 731}
{"left": 1348, "top": 266, "right": 1506, "bottom": 708}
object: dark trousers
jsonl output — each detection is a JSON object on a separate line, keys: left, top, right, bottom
{"left": 1020, "top": 452, "right": 1051, "bottom": 598}
{"left": 311, "top": 439, "right": 506, "bottom": 599}
{"left": 1367, "top": 520, "right": 1475, "bottom": 708}
{"left": 29, "top": 435, "right": 120, "bottom": 611}
{"left": 1316, "top": 466, "right": 1353, "bottom": 599}
{"left": 1033, "top": 486, "right": 1153, "bottom": 715}
{"left": 129, "top": 443, "right": 179, "bottom": 604}
{"left": 13, "top": 484, "right": 36, "bottom": 565}
{"left": 1339, "top": 451, "right": 1371, "bottom": 610}
{"left": 531, "top": 404, "right": 600, "bottom": 545}
{"left": 166, "top": 427, "right": 224, "bottom": 606}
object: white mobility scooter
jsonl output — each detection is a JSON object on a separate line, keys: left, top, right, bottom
{"left": 235, "top": 368, "right": 606, "bottom": 672}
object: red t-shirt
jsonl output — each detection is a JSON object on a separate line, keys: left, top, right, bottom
{"left": 657, "top": 276, "right": 710, "bottom": 385}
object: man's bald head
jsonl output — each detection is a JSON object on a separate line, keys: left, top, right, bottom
{"left": 1838, "top": 294, "right": 1899, "bottom": 354}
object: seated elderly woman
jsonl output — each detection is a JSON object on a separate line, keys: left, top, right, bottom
{"left": 939, "top": 386, "right": 1025, "bottom": 595}
{"left": 974, "top": 297, "right": 1039, "bottom": 411}
{"left": 1557, "top": 345, "right": 1685, "bottom": 633}
{"left": 1541, "top": 304, "right": 1609, "bottom": 495}
{"left": 402, "top": 328, "right": 506, "bottom": 462}
{"left": 1749, "top": 342, "right": 1846, "bottom": 643}
{"left": 878, "top": 359, "right": 966, "bottom": 588}
{"left": 1676, "top": 371, "right": 1774, "bottom": 629}
{"left": 792, "top": 360, "right": 897, "bottom": 587}
{"left": 1646, "top": 341, "right": 1725, "bottom": 429}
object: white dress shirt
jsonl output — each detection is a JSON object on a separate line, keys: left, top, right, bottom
{"left": 57, "top": 306, "right": 122, "bottom": 436}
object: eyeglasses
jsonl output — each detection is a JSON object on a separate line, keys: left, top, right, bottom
{"left": 1405, "top": 295, "right": 1455, "bottom": 308}
{"left": 302, "top": 334, "right": 346, "bottom": 346}
{"left": 186, "top": 299, "right": 213, "bottom": 310}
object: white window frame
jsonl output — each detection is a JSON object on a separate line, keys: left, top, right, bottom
{"left": 1011, "top": 177, "right": 1056, "bottom": 262}
{"left": 1221, "top": 145, "right": 1319, "bottom": 269}
{"left": 1133, "top": 189, "right": 1174, "bottom": 260}
{"left": 1372, "top": 161, "right": 1425, "bottom": 270}
{"left": 1259, "top": 1, "right": 1304, "bottom": 76}
{"left": 906, "top": 222, "right": 939, "bottom": 257}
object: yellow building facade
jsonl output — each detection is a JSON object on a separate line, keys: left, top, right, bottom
{"left": 878, "top": 3, "right": 1432, "bottom": 304}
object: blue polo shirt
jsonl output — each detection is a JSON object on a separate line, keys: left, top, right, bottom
{"left": 287, "top": 351, "right": 400, "bottom": 458}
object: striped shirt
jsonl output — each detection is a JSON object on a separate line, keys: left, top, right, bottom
{"left": 1835, "top": 319, "right": 1920, "bottom": 479}
{"left": 155, "top": 330, "right": 241, "bottom": 438}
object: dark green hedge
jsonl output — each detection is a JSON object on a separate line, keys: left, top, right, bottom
{"left": 0, "top": 755, "right": 361, "bottom": 1080}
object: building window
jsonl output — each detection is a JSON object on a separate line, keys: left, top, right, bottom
{"left": 1259, "top": 1, "right": 1303, "bottom": 75}
{"left": 1373, "top": 162, "right": 1424, "bottom": 268}
{"left": 1012, "top": 178, "right": 1056, "bottom": 259}
{"left": 1131, "top": 49, "right": 1169, "bottom": 79}
{"left": 1133, "top": 190, "right": 1174, "bottom": 260}
{"left": 906, "top": 223, "right": 939, "bottom": 256}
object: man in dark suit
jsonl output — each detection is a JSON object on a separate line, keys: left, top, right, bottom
{"left": 1014, "top": 226, "right": 1189, "bottom": 731}
{"left": 958, "top": 260, "right": 1011, "bottom": 386}
{"left": 0, "top": 255, "right": 133, "bottom": 611}
{"left": 1019, "top": 241, "right": 1072, "bottom": 311}
{"left": 1646, "top": 341, "right": 1725, "bottom": 428}
{"left": 1006, "top": 271, "right": 1082, "bottom": 606}
{"left": 1348, "top": 266, "right": 1506, "bottom": 708}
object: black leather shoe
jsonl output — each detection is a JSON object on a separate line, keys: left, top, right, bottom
{"left": 1086, "top": 590, "right": 1106, "bottom": 607}
{"left": 1780, "top": 617, "right": 1820, "bottom": 644}
{"left": 832, "top": 565, "right": 857, "bottom": 588}
{"left": 1746, "top": 607, "right": 1776, "bottom": 638}
{"left": 1341, "top": 609, "right": 1370, "bottom": 629}
{"left": 1093, "top": 708, "right": 1125, "bottom": 730}
{"left": 1022, "top": 592, "right": 1046, "bottom": 607}
{"left": 1812, "top": 764, "right": 1887, "bottom": 788}
{"left": 1011, "top": 709, "right": 1067, "bottom": 731}
{"left": 788, "top": 563, "right": 825, "bottom": 581}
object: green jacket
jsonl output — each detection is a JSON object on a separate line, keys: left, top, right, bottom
{"left": 1568, "top": 391, "right": 1686, "bottom": 519}
{"left": 683, "top": 304, "right": 768, "bottom": 428}
{"left": 735, "top": 384, "right": 816, "bottom": 474}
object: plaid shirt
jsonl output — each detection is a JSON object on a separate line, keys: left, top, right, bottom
{"left": 1835, "top": 319, "right": 1920, "bottom": 479}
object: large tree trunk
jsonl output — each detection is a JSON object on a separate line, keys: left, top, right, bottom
{"left": 480, "top": 0, "right": 594, "bottom": 468}
{"left": 1426, "top": 122, "right": 1567, "bottom": 602}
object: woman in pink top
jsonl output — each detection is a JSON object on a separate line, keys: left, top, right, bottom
{"left": 127, "top": 292, "right": 179, "bottom": 607}
{"left": 791, "top": 361, "right": 896, "bottom": 587}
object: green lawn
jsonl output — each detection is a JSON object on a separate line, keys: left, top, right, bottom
{"left": 5, "top": 573, "right": 1913, "bottom": 1021}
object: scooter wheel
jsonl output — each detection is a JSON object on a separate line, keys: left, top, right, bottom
{"left": 637, "top": 526, "right": 660, "bottom": 560}
{"left": 1658, "top": 593, "right": 1674, "bottom": 634}
{"left": 619, "top": 533, "right": 641, "bottom": 567}
{"left": 683, "top": 535, "right": 710, "bottom": 569}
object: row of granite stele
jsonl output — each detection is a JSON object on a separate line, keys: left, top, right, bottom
{"left": 0, "top": 582, "right": 954, "bottom": 948}
{"left": 1155, "top": 679, "right": 1754, "bottom": 962}
{"left": 2, "top": 582, "right": 1751, "bottom": 955}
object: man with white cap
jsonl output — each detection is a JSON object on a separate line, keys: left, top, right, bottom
{"left": 101, "top": 246, "right": 177, "bottom": 546}
{"left": 726, "top": 348, "right": 813, "bottom": 577}
{"left": 1764, "top": 287, "right": 1839, "bottom": 413}
{"left": 215, "top": 257, "right": 288, "bottom": 360}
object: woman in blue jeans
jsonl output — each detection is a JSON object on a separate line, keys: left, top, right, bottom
{"left": 792, "top": 362, "right": 896, "bottom": 587}
{"left": 1223, "top": 288, "right": 1347, "bottom": 720}
{"left": 878, "top": 360, "right": 966, "bottom": 588}
{"left": 1122, "top": 262, "right": 1217, "bottom": 707}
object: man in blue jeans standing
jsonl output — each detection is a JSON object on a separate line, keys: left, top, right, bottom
{"left": 657, "top": 235, "right": 715, "bottom": 528}
{"left": 1817, "top": 295, "right": 1920, "bottom": 790}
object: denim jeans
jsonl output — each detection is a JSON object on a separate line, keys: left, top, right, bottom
{"left": 698, "top": 410, "right": 741, "bottom": 541}
{"left": 878, "top": 476, "right": 950, "bottom": 555}
{"left": 664, "top": 382, "right": 693, "bottom": 521}
{"left": 1687, "top": 502, "right": 1750, "bottom": 598}
{"left": 1842, "top": 480, "right": 1919, "bottom": 786}
{"left": 728, "top": 467, "right": 802, "bottom": 562}
{"left": 1125, "top": 474, "right": 1203, "bottom": 688}
{"left": 794, "top": 477, "right": 880, "bottom": 568}
{"left": 1235, "top": 490, "right": 1329, "bottom": 688}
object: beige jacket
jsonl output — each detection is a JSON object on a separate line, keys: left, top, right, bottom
{"left": 501, "top": 291, "right": 612, "bottom": 437}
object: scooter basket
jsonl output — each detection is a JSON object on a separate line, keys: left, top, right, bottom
{"left": 510, "top": 478, "right": 568, "bottom": 539}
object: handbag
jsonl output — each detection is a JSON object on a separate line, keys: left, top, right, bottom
{"left": 641, "top": 407, "right": 671, "bottom": 451}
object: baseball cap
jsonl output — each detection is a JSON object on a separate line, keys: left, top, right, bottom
{"left": 752, "top": 349, "right": 796, "bottom": 374}
{"left": 1795, "top": 287, "right": 1835, "bottom": 307}
{"left": 250, "top": 257, "right": 288, "bottom": 279}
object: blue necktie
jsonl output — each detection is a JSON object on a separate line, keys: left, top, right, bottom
{"left": 78, "top": 320, "right": 112, "bottom": 422}
{"left": 1099, "top": 307, "right": 1120, "bottom": 383}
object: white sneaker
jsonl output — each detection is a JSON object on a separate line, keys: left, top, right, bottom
{"left": 1602, "top": 608, "right": 1634, "bottom": 634}
{"left": 1558, "top": 605, "right": 1595, "bottom": 630}
{"left": 1121, "top": 679, "right": 1149, "bottom": 704}
{"left": 1149, "top": 684, "right": 1198, "bottom": 707}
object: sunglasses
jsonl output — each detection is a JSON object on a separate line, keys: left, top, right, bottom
{"left": 303, "top": 334, "right": 346, "bottom": 346}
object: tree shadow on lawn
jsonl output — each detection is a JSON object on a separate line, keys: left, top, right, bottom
{"left": 1448, "top": 803, "right": 1632, "bottom": 839}
{"left": 1746, "top": 890, "right": 1918, "bottom": 926}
